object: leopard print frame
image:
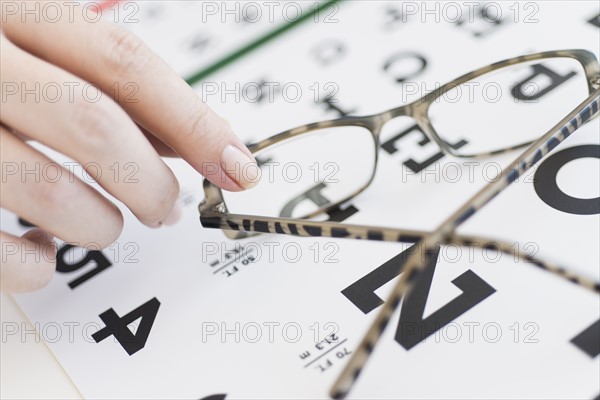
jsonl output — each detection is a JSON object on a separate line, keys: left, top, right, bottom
{"left": 329, "top": 88, "right": 600, "bottom": 399}
{"left": 197, "top": 49, "right": 600, "bottom": 398}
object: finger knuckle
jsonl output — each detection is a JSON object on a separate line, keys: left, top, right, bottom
{"left": 103, "top": 27, "right": 152, "bottom": 78}
{"left": 71, "top": 99, "right": 120, "bottom": 153}
{"left": 27, "top": 175, "right": 76, "bottom": 217}
{"left": 179, "top": 100, "right": 212, "bottom": 144}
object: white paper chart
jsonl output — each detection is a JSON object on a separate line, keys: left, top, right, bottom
{"left": 2, "top": 1, "right": 599, "bottom": 399}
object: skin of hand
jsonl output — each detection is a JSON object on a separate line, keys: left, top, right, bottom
{"left": 0, "top": 1, "right": 261, "bottom": 292}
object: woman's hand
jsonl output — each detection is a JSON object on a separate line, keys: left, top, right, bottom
{"left": 0, "top": 1, "right": 260, "bottom": 292}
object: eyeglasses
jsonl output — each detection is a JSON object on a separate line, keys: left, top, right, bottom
{"left": 198, "top": 49, "right": 600, "bottom": 398}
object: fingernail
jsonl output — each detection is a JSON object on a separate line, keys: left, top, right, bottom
{"left": 161, "top": 203, "right": 182, "bottom": 226}
{"left": 23, "top": 228, "right": 54, "bottom": 246}
{"left": 221, "top": 145, "right": 261, "bottom": 190}
{"left": 22, "top": 229, "right": 57, "bottom": 262}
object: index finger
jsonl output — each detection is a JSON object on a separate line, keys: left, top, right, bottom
{"left": 1, "top": 0, "right": 260, "bottom": 191}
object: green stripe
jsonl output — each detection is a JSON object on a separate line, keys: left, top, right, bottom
{"left": 185, "top": 0, "right": 341, "bottom": 86}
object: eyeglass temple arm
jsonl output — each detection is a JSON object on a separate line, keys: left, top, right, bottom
{"left": 199, "top": 210, "right": 598, "bottom": 294}
{"left": 588, "top": 75, "right": 600, "bottom": 118}
{"left": 328, "top": 88, "right": 600, "bottom": 399}
{"left": 199, "top": 178, "right": 260, "bottom": 240}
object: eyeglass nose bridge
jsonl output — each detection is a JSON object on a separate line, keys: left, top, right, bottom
{"left": 370, "top": 99, "right": 455, "bottom": 158}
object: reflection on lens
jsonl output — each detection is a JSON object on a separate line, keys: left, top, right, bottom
{"left": 222, "top": 126, "right": 376, "bottom": 219}
{"left": 428, "top": 58, "right": 590, "bottom": 156}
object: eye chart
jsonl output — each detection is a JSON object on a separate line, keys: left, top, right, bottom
{"left": 1, "top": 1, "right": 599, "bottom": 399}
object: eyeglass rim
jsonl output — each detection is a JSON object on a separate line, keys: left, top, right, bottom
{"left": 328, "top": 85, "right": 600, "bottom": 400}
{"left": 198, "top": 48, "right": 600, "bottom": 399}
{"left": 247, "top": 49, "right": 599, "bottom": 157}
{"left": 198, "top": 53, "right": 600, "bottom": 294}
{"left": 200, "top": 49, "right": 600, "bottom": 239}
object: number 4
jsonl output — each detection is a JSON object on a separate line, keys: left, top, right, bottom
{"left": 92, "top": 298, "right": 160, "bottom": 355}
